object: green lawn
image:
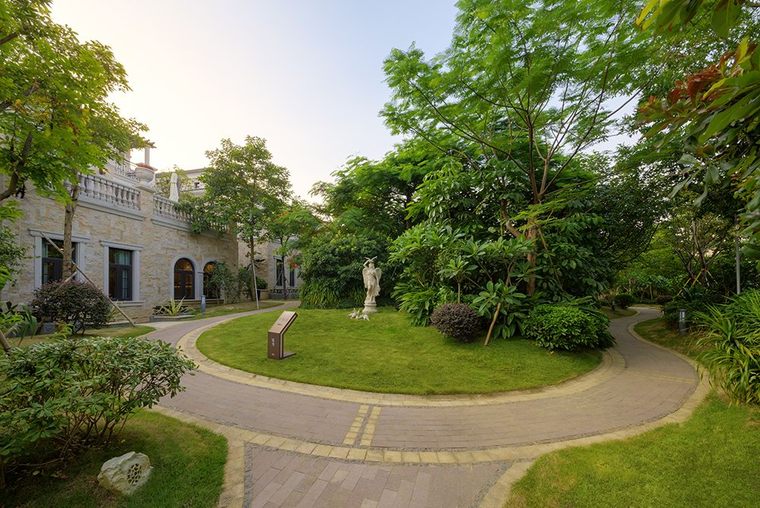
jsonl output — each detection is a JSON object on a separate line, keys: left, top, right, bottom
{"left": 196, "top": 308, "right": 601, "bottom": 395}
{"left": 507, "top": 318, "right": 760, "bottom": 507}
{"left": 2, "top": 410, "right": 227, "bottom": 508}
{"left": 12, "top": 325, "right": 155, "bottom": 348}
{"left": 190, "top": 299, "right": 284, "bottom": 319}
{"left": 600, "top": 306, "right": 637, "bottom": 319}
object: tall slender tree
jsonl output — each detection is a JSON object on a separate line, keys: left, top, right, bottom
{"left": 383, "top": 0, "right": 653, "bottom": 294}
{"left": 198, "top": 136, "right": 291, "bottom": 308}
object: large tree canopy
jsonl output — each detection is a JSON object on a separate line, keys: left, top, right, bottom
{"left": 383, "top": 0, "right": 654, "bottom": 294}
{"left": 0, "top": 0, "right": 144, "bottom": 203}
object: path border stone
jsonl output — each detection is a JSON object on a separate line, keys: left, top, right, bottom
{"left": 153, "top": 306, "right": 711, "bottom": 507}
{"left": 177, "top": 307, "right": 621, "bottom": 407}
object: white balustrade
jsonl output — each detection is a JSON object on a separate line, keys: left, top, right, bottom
{"left": 78, "top": 173, "right": 141, "bottom": 210}
{"left": 153, "top": 195, "right": 190, "bottom": 222}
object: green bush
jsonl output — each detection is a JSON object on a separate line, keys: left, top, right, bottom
{"left": 614, "top": 293, "right": 635, "bottom": 309}
{"left": 31, "top": 281, "right": 111, "bottom": 333}
{"left": 696, "top": 290, "right": 760, "bottom": 405}
{"left": 523, "top": 304, "right": 614, "bottom": 352}
{"left": 430, "top": 303, "right": 481, "bottom": 343}
{"left": 0, "top": 336, "right": 195, "bottom": 485}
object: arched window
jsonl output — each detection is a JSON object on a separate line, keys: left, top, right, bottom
{"left": 174, "top": 258, "right": 195, "bottom": 300}
{"left": 203, "top": 261, "right": 219, "bottom": 299}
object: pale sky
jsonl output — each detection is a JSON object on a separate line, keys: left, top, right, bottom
{"left": 51, "top": 1, "right": 459, "bottom": 198}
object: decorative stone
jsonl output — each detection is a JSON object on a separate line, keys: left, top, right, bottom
{"left": 362, "top": 257, "right": 381, "bottom": 314}
{"left": 97, "top": 451, "right": 153, "bottom": 495}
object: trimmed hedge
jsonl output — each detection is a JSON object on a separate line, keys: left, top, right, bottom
{"left": 523, "top": 304, "right": 614, "bottom": 351}
{"left": 31, "top": 281, "right": 111, "bottom": 333}
{"left": 614, "top": 293, "right": 635, "bottom": 309}
{"left": 430, "top": 303, "right": 481, "bottom": 343}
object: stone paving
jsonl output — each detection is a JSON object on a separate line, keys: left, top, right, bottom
{"left": 147, "top": 305, "right": 706, "bottom": 507}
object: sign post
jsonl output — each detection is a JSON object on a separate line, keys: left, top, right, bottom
{"left": 267, "top": 311, "right": 298, "bottom": 359}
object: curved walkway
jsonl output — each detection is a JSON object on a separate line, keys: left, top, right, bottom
{"left": 148, "top": 306, "right": 708, "bottom": 508}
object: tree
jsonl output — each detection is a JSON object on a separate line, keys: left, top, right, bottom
{"left": 300, "top": 139, "right": 441, "bottom": 308}
{"left": 637, "top": 0, "right": 760, "bottom": 258}
{"left": 1, "top": 0, "right": 144, "bottom": 204}
{"left": 266, "top": 200, "right": 320, "bottom": 298}
{"left": 195, "top": 136, "right": 291, "bottom": 308}
{"left": 383, "top": 0, "right": 652, "bottom": 295}
{"left": 1, "top": 0, "right": 146, "bottom": 278}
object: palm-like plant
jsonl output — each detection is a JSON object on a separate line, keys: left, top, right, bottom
{"left": 696, "top": 291, "right": 760, "bottom": 405}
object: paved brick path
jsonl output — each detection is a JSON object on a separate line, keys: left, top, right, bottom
{"left": 147, "top": 306, "right": 704, "bottom": 507}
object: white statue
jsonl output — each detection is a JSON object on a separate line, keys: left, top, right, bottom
{"left": 169, "top": 172, "right": 179, "bottom": 202}
{"left": 362, "top": 258, "right": 381, "bottom": 313}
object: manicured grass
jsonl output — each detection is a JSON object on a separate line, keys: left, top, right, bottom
{"left": 2, "top": 410, "right": 227, "bottom": 508}
{"left": 633, "top": 317, "right": 703, "bottom": 358}
{"left": 196, "top": 308, "right": 601, "bottom": 395}
{"left": 508, "top": 395, "right": 760, "bottom": 508}
{"left": 600, "top": 306, "right": 637, "bottom": 319}
{"left": 507, "top": 318, "right": 760, "bottom": 507}
{"left": 190, "top": 299, "right": 284, "bottom": 319}
{"left": 12, "top": 325, "right": 156, "bottom": 348}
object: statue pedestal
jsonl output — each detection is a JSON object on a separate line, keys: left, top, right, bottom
{"left": 363, "top": 302, "right": 377, "bottom": 314}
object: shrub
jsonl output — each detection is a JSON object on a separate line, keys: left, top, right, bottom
{"left": 153, "top": 299, "right": 192, "bottom": 316}
{"left": 430, "top": 303, "right": 481, "bottom": 343}
{"left": 523, "top": 304, "right": 614, "bottom": 352}
{"left": 0, "top": 336, "right": 195, "bottom": 484}
{"left": 614, "top": 293, "right": 635, "bottom": 309}
{"left": 656, "top": 294, "right": 673, "bottom": 305}
{"left": 696, "top": 290, "right": 760, "bottom": 405}
{"left": 31, "top": 281, "right": 111, "bottom": 333}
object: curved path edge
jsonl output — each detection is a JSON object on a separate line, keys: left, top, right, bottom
{"left": 177, "top": 306, "right": 621, "bottom": 407}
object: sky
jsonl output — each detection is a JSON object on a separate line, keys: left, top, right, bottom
{"left": 51, "top": 1, "right": 459, "bottom": 199}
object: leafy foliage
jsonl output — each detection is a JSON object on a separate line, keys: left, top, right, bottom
{"left": 0, "top": 336, "right": 195, "bottom": 483}
{"left": 0, "top": 0, "right": 145, "bottom": 203}
{"left": 523, "top": 304, "right": 614, "bottom": 352}
{"left": 696, "top": 290, "right": 760, "bottom": 405}
{"left": 154, "top": 299, "right": 190, "bottom": 317}
{"left": 430, "top": 303, "right": 482, "bottom": 343}
{"left": 614, "top": 293, "right": 635, "bottom": 309}
{"left": 31, "top": 281, "right": 111, "bottom": 333}
{"left": 637, "top": 0, "right": 760, "bottom": 260}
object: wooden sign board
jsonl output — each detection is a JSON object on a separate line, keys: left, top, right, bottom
{"left": 269, "top": 311, "right": 297, "bottom": 335}
{"left": 267, "top": 311, "right": 297, "bottom": 360}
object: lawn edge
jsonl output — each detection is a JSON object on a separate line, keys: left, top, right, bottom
{"left": 182, "top": 311, "right": 618, "bottom": 406}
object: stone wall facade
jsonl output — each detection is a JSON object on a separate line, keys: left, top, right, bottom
{"left": 0, "top": 172, "right": 239, "bottom": 321}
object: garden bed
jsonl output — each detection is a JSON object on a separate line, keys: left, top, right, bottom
{"left": 2, "top": 410, "right": 227, "bottom": 508}
{"left": 196, "top": 308, "right": 602, "bottom": 395}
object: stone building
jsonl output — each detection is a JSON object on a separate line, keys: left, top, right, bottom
{"left": 0, "top": 149, "right": 239, "bottom": 321}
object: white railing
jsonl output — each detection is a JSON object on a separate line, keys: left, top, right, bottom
{"left": 153, "top": 194, "right": 190, "bottom": 222}
{"left": 78, "top": 173, "right": 141, "bottom": 210}
{"left": 105, "top": 158, "right": 139, "bottom": 181}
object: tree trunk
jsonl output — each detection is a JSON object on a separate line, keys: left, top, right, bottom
{"left": 249, "top": 236, "right": 260, "bottom": 309}
{"left": 63, "top": 184, "right": 79, "bottom": 278}
{"left": 525, "top": 220, "right": 538, "bottom": 296}
{"left": 0, "top": 329, "right": 11, "bottom": 354}
{"left": 484, "top": 302, "right": 502, "bottom": 347}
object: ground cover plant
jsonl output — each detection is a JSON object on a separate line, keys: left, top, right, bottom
{"left": 196, "top": 308, "right": 601, "bottom": 395}
{"left": 0, "top": 336, "right": 195, "bottom": 487}
{"left": 507, "top": 316, "right": 760, "bottom": 507}
{"left": 0, "top": 410, "right": 227, "bottom": 508}
{"left": 190, "top": 299, "right": 283, "bottom": 319}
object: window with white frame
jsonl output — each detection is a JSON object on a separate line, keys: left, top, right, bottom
{"left": 101, "top": 241, "right": 141, "bottom": 302}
